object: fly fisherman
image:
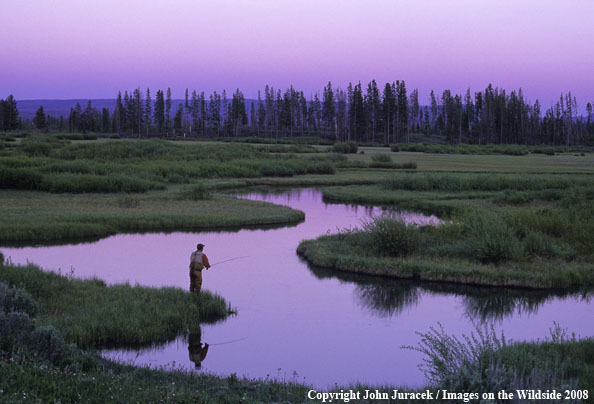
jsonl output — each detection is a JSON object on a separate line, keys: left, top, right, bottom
{"left": 189, "top": 243, "right": 211, "bottom": 294}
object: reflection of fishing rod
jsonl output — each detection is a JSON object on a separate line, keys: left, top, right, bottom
{"left": 209, "top": 256, "right": 249, "bottom": 268}
{"left": 208, "top": 337, "right": 247, "bottom": 346}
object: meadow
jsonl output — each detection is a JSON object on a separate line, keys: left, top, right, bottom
{"left": 2, "top": 134, "right": 594, "bottom": 401}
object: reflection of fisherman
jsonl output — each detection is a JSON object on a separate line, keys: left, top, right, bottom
{"left": 189, "top": 243, "right": 211, "bottom": 294}
{"left": 188, "top": 332, "right": 209, "bottom": 368}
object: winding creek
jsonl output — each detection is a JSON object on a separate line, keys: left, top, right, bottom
{"left": 2, "top": 188, "right": 593, "bottom": 388}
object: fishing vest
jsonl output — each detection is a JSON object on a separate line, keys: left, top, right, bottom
{"left": 190, "top": 251, "right": 205, "bottom": 271}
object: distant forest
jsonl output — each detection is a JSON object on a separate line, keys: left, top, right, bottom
{"left": 3, "top": 81, "right": 594, "bottom": 146}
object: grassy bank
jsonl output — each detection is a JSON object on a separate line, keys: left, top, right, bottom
{"left": 299, "top": 170, "right": 594, "bottom": 289}
{"left": 0, "top": 262, "right": 229, "bottom": 347}
{"left": 0, "top": 190, "right": 306, "bottom": 244}
{"left": 2, "top": 278, "right": 592, "bottom": 403}
{"left": 298, "top": 235, "right": 594, "bottom": 289}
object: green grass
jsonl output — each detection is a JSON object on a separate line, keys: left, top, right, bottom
{"left": 0, "top": 190, "right": 305, "bottom": 244}
{"left": 391, "top": 142, "right": 591, "bottom": 155}
{"left": 0, "top": 360, "right": 312, "bottom": 404}
{"left": 336, "top": 146, "right": 594, "bottom": 174}
{"left": 0, "top": 262, "right": 229, "bottom": 347}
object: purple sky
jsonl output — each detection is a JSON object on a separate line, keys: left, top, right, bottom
{"left": 1, "top": 0, "right": 593, "bottom": 105}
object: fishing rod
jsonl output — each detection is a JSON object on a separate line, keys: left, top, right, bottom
{"left": 209, "top": 255, "right": 250, "bottom": 268}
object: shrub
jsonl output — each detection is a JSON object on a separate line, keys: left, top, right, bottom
{"left": 28, "top": 325, "right": 70, "bottom": 364}
{"left": 403, "top": 322, "right": 506, "bottom": 386}
{"left": 40, "top": 173, "right": 159, "bottom": 193}
{"left": 0, "top": 167, "right": 44, "bottom": 190}
{"left": 464, "top": 212, "right": 523, "bottom": 263}
{"left": 306, "top": 162, "right": 335, "bottom": 174}
{"left": 332, "top": 141, "right": 358, "bottom": 154}
{"left": 523, "top": 231, "right": 556, "bottom": 258}
{"left": 362, "top": 216, "right": 422, "bottom": 257}
{"left": 0, "top": 312, "right": 36, "bottom": 353}
{"left": 0, "top": 283, "right": 39, "bottom": 317}
{"left": 493, "top": 191, "right": 533, "bottom": 205}
{"left": 371, "top": 153, "right": 392, "bottom": 163}
{"left": 400, "top": 161, "right": 417, "bottom": 169}
{"left": 522, "top": 232, "right": 576, "bottom": 260}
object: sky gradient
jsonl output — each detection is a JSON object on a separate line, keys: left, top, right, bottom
{"left": 1, "top": 0, "right": 593, "bottom": 105}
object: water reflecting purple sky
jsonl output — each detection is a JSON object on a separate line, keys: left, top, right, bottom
{"left": 1, "top": 189, "right": 592, "bottom": 388}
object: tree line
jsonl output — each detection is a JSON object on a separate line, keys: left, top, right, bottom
{"left": 5, "top": 82, "right": 594, "bottom": 145}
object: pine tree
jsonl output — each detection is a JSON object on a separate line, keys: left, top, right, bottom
{"left": 144, "top": 89, "right": 152, "bottom": 136}
{"left": 322, "top": 81, "right": 336, "bottom": 135}
{"left": 165, "top": 88, "right": 172, "bottom": 136}
{"left": 408, "top": 89, "right": 420, "bottom": 132}
{"left": 365, "top": 80, "right": 380, "bottom": 142}
{"left": 190, "top": 90, "right": 199, "bottom": 135}
{"left": 153, "top": 90, "right": 165, "bottom": 135}
{"left": 382, "top": 83, "right": 394, "bottom": 143}
{"left": 133, "top": 88, "right": 143, "bottom": 137}
{"left": 257, "top": 90, "right": 265, "bottom": 136}
{"left": 33, "top": 106, "right": 47, "bottom": 130}
{"left": 397, "top": 81, "right": 409, "bottom": 142}
{"left": 115, "top": 91, "right": 124, "bottom": 134}
{"left": 101, "top": 108, "right": 110, "bottom": 133}
{"left": 173, "top": 104, "right": 183, "bottom": 135}
{"left": 1, "top": 95, "right": 20, "bottom": 130}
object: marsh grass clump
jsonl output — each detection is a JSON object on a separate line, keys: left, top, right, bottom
{"left": 464, "top": 211, "right": 523, "bottom": 263}
{"left": 403, "top": 322, "right": 507, "bottom": 386}
{"left": 405, "top": 323, "right": 583, "bottom": 399}
{"left": 0, "top": 167, "right": 44, "bottom": 190}
{"left": 362, "top": 216, "right": 423, "bottom": 257}
{"left": 369, "top": 154, "right": 418, "bottom": 169}
{"left": 371, "top": 153, "right": 392, "bottom": 163}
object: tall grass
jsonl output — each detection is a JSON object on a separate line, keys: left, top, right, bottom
{"left": 362, "top": 216, "right": 423, "bottom": 257}
{"left": 405, "top": 323, "right": 586, "bottom": 400}
{"left": 463, "top": 211, "right": 524, "bottom": 263}
{"left": 1, "top": 139, "right": 339, "bottom": 193}
{"left": 382, "top": 172, "right": 586, "bottom": 192}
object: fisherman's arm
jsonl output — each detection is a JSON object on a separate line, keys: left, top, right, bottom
{"left": 202, "top": 254, "right": 211, "bottom": 269}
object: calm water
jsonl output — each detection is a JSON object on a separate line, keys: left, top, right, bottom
{"left": 1, "top": 189, "right": 592, "bottom": 388}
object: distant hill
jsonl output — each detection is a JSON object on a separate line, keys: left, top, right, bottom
{"left": 16, "top": 99, "right": 117, "bottom": 119}
{"left": 16, "top": 99, "right": 257, "bottom": 119}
